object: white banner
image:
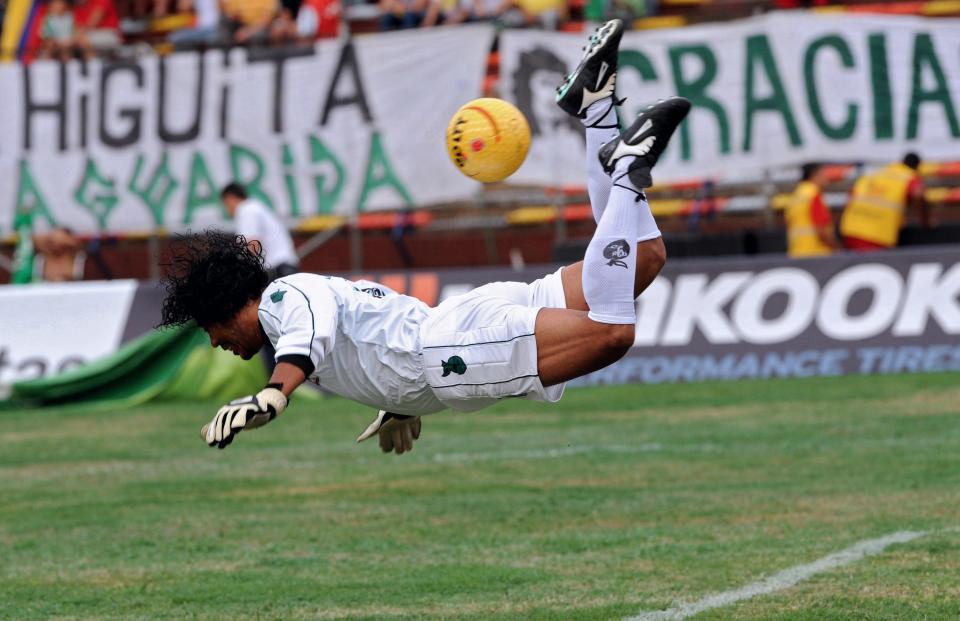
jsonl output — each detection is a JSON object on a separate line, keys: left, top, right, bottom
{"left": 0, "top": 280, "right": 137, "bottom": 387}
{"left": 499, "top": 13, "right": 960, "bottom": 185}
{"left": 0, "top": 26, "right": 494, "bottom": 236}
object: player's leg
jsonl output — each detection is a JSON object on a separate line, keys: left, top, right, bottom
{"left": 534, "top": 307, "right": 634, "bottom": 386}
{"left": 423, "top": 100, "right": 690, "bottom": 405}
{"left": 556, "top": 18, "right": 623, "bottom": 223}
{"left": 558, "top": 97, "right": 689, "bottom": 312}
{"left": 534, "top": 149, "right": 648, "bottom": 385}
{"left": 559, "top": 239, "right": 665, "bottom": 312}
{"left": 537, "top": 97, "right": 691, "bottom": 383}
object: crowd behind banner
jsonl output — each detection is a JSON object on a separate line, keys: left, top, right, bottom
{"left": 3, "top": 0, "right": 949, "bottom": 64}
{"left": 0, "top": 0, "right": 667, "bottom": 62}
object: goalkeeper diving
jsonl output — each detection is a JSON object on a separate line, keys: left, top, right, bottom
{"left": 159, "top": 20, "right": 690, "bottom": 453}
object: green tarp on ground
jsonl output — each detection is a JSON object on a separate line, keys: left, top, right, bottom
{"left": 8, "top": 326, "right": 269, "bottom": 408}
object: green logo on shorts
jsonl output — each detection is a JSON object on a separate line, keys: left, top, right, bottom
{"left": 441, "top": 356, "right": 467, "bottom": 377}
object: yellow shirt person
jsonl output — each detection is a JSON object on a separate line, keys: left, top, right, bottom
{"left": 840, "top": 153, "right": 927, "bottom": 252}
{"left": 785, "top": 163, "right": 838, "bottom": 258}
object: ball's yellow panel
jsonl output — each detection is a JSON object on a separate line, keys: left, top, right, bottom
{"left": 446, "top": 98, "right": 531, "bottom": 183}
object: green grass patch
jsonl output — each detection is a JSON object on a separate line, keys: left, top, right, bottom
{"left": 1, "top": 373, "right": 959, "bottom": 620}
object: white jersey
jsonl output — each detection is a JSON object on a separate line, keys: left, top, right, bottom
{"left": 235, "top": 199, "right": 299, "bottom": 269}
{"left": 258, "top": 274, "right": 446, "bottom": 415}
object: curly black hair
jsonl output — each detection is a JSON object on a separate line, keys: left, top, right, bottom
{"left": 159, "top": 230, "right": 269, "bottom": 329}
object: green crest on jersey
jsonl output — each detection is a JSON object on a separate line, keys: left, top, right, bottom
{"left": 441, "top": 356, "right": 467, "bottom": 377}
{"left": 270, "top": 290, "right": 286, "bottom": 303}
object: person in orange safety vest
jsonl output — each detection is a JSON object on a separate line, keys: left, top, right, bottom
{"left": 784, "top": 162, "right": 838, "bottom": 258}
{"left": 840, "top": 153, "right": 930, "bottom": 252}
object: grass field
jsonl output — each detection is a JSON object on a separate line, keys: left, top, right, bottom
{"left": 2, "top": 373, "right": 959, "bottom": 620}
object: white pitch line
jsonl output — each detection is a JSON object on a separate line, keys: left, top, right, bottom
{"left": 625, "top": 529, "right": 929, "bottom": 621}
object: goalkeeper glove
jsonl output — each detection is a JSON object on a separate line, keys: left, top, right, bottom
{"left": 202, "top": 386, "right": 287, "bottom": 449}
{"left": 356, "top": 410, "right": 421, "bottom": 455}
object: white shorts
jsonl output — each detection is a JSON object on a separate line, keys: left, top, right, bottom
{"left": 420, "top": 268, "right": 567, "bottom": 412}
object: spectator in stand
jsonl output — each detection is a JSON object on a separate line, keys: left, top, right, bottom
{"left": 378, "top": 0, "right": 428, "bottom": 30}
{"left": 129, "top": 0, "right": 180, "bottom": 20}
{"left": 774, "top": 0, "right": 829, "bottom": 7}
{"left": 839, "top": 153, "right": 931, "bottom": 252}
{"left": 422, "top": 0, "right": 506, "bottom": 26}
{"left": 282, "top": 0, "right": 301, "bottom": 23}
{"left": 221, "top": 0, "right": 279, "bottom": 44}
{"left": 296, "top": 0, "right": 339, "bottom": 38}
{"left": 169, "top": 0, "right": 225, "bottom": 48}
{"left": 32, "top": 227, "right": 86, "bottom": 282}
{"left": 128, "top": 0, "right": 148, "bottom": 19}
{"left": 421, "top": 0, "right": 459, "bottom": 26}
{"left": 498, "top": 0, "right": 566, "bottom": 29}
{"left": 604, "top": 0, "right": 658, "bottom": 22}
{"left": 39, "top": 0, "right": 89, "bottom": 60}
{"left": 74, "top": 0, "right": 121, "bottom": 57}
{"left": 784, "top": 163, "right": 838, "bottom": 258}
{"left": 269, "top": 0, "right": 297, "bottom": 43}
{"left": 270, "top": 0, "right": 339, "bottom": 43}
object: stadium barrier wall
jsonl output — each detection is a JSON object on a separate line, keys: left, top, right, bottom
{"left": 357, "top": 245, "right": 960, "bottom": 386}
{"left": 2, "top": 245, "right": 957, "bottom": 389}
{"left": 575, "top": 245, "right": 960, "bottom": 386}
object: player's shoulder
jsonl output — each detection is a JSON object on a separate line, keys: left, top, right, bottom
{"left": 260, "top": 273, "right": 336, "bottom": 307}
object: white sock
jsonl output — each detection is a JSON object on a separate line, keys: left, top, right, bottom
{"left": 582, "top": 100, "right": 619, "bottom": 223}
{"left": 583, "top": 156, "right": 647, "bottom": 325}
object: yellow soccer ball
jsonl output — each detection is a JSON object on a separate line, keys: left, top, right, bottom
{"left": 446, "top": 98, "right": 531, "bottom": 183}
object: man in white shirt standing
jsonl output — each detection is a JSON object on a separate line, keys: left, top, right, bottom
{"left": 221, "top": 182, "right": 299, "bottom": 279}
